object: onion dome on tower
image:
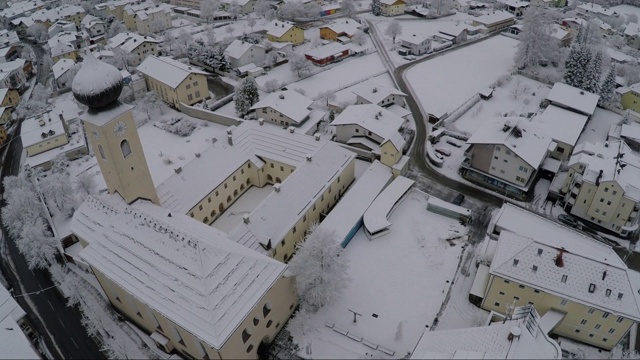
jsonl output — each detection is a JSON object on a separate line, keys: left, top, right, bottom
{"left": 72, "top": 52, "right": 124, "bottom": 109}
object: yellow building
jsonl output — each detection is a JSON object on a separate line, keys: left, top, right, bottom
{"left": 137, "top": 56, "right": 209, "bottom": 108}
{"left": 265, "top": 20, "right": 304, "bottom": 45}
{"left": 379, "top": 0, "right": 406, "bottom": 16}
{"left": 134, "top": 7, "right": 173, "bottom": 35}
{"left": 51, "top": 43, "right": 78, "bottom": 64}
{"left": 557, "top": 141, "right": 640, "bottom": 237}
{"left": 0, "top": 88, "right": 20, "bottom": 108}
{"left": 621, "top": 83, "right": 640, "bottom": 113}
{"left": 0, "top": 107, "right": 12, "bottom": 128}
{"left": 107, "top": 32, "right": 160, "bottom": 67}
{"left": 72, "top": 195, "right": 298, "bottom": 360}
{"left": 319, "top": 18, "right": 361, "bottom": 41}
{"left": 480, "top": 230, "right": 640, "bottom": 351}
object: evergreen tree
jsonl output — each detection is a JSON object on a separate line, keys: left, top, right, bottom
{"left": 212, "top": 46, "right": 231, "bottom": 72}
{"left": 328, "top": 109, "right": 335, "bottom": 122}
{"left": 371, "top": 0, "right": 381, "bottom": 16}
{"left": 563, "top": 44, "right": 582, "bottom": 87}
{"left": 582, "top": 51, "right": 602, "bottom": 94}
{"left": 599, "top": 64, "right": 616, "bottom": 106}
{"left": 576, "top": 24, "right": 585, "bottom": 45}
{"left": 234, "top": 76, "right": 259, "bottom": 116}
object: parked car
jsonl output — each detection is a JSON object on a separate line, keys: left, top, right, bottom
{"left": 446, "top": 138, "right": 462, "bottom": 147}
{"left": 452, "top": 193, "right": 465, "bottom": 206}
{"left": 558, "top": 214, "right": 579, "bottom": 228}
{"left": 435, "top": 147, "right": 451, "bottom": 157}
{"left": 403, "top": 55, "right": 416, "bottom": 61}
{"left": 398, "top": 48, "right": 409, "bottom": 56}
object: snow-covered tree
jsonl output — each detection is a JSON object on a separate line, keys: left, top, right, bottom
{"left": 75, "top": 171, "right": 98, "bottom": 198}
{"left": 328, "top": 109, "right": 335, "bottom": 122}
{"left": 255, "top": 0, "right": 273, "bottom": 18}
{"left": 39, "top": 172, "right": 76, "bottom": 218}
{"left": 289, "top": 52, "right": 312, "bottom": 77}
{"left": 317, "top": 90, "right": 336, "bottom": 108}
{"left": 204, "top": 27, "right": 218, "bottom": 48}
{"left": 599, "top": 64, "right": 616, "bottom": 106}
{"left": 342, "top": 0, "right": 358, "bottom": 19}
{"left": 149, "top": 17, "right": 168, "bottom": 34}
{"left": 303, "top": 2, "right": 322, "bottom": 20}
{"left": 352, "top": 30, "right": 367, "bottom": 46}
{"left": 17, "top": 217, "right": 57, "bottom": 270}
{"left": 371, "top": 0, "right": 382, "bottom": 16}
{"left": 105, "top": 47, "right": 132, "bottom": 71}
{"left": 628, "top": 14, "right": 639, "bottom": 24}
{"left": 619, "top": 63, "right": 640, "bottom": 86}
{"left": 263, "top": 79, "right": 281, "bottom": 92}
{"left": 582, "top": 50, "right": 602, "bottom": 94}
{"left": 200, "top": 0, "right": 220, "bottom": 23}
{"left": 385, "top": 20, "right": 402, "bottom": 44}
{"left": 228, "top": 0, "right": 242, "bottom": 18}
{"left": 1, "top": 175, "right": 42, "bottom": 238}
{"left": 20, "top": 44, "right": 36, "bottom": 61}
{"left": 138, "top": 91, "right": 166, "bottom": 123}
{"left": 514, "top": 7, "right": 551, "bottom": 69}
{"left": 14, "top": 84, "right": 50, "bottom": 119}
{"left": 609, "top": 345, "right": 640, "bottom": 360}
{"left": 563, "top": 43, "right": 584, "bottom": 88}
{"left": 287, "top": 223, "right": 350, "bottom": 310}
{"left": 106, "top": 20, "right": 126, "bottom": 39}
{"left": 263, "top": 51, "right": 280, "bottom": 68}
{"left": 26, "top": 23, "right": 47, "bottom": 42}
{"left": 247, "top": 16, "right": 257, "bottom": 31}
{"left": 234, "top": 76, "right": 260, "bottom": 116}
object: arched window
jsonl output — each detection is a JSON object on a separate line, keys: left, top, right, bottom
{"left": 233, "top": 189, "right": 239, "bottom": 197}
{"left": 98, "top": 144, "right": 106, "bottom": 160}
{"left": 275, "top": 177, "right": 282, "bottom": 183}
{"left": 242, "top": 329, "right": 252, "bottom": 344}
{"left": 267, "top": 174, "right": 273, "bottom": 182}
{"left": 203, "top": 217, "right": 209, "bottom": 223}
{"left": 121, "top": 139, "right": 132, "bottom": 158}
{"left": 263, "top": 303, "right": 272, "bottom": 318}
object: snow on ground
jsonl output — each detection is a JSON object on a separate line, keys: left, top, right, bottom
{"left": 576, "top": 108, "right": 622, "bottom": 146}
{"left": 355, "top": 159, "right": 372, "bottom": 179}
{"left": 612, "top": 4, "right": 640, "bottom": 20}
{"left": 332, "top": 73, "right": 396, "bottom": 109}
{"left": 289, "top": 189, "right": 467, "bottom": 359}
{"left": 211, "top": 185, "right": 274, "bottom": 233}
{"left": 406, "top": 36, "right": 519, "bottom": 120}
{"left": 453, "top": 75, "right": 551, "bottom": 134}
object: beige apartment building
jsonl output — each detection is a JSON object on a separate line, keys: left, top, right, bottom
{"left": 558, "top": 140, "right": 640, "bottom": 237}
{"left": 137, "top": 56, "right": 209, "bottom": 107}
{"left": 379, "top": 0, "right": 406, "bottom": 16}
{"left": 265, "top": 20, "right": 304, "bottom": 45}
{"left": 481, "top": 230, "right": 640, "bottom": 350}
{"left": 22, "top": 111, "right": 70, "bottom": 157}
{"left": 0, "top": 88, "right": 20, "bottom": 108}
{"left": 107, "top": 32, "right": 160, "bottom": 67}
{"left": 135, "top": 7, "right": 173, "bottom": 35}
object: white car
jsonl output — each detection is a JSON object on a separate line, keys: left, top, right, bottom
{"left": 435, "top": 148, "right": 451, "bottom": 157}
{"left": 403, "top": 55, "right": 416, "bottom": 61}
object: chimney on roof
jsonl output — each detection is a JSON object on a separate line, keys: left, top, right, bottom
{"left": 555, "top": 249, "right": 565, "bottom": 268}
{"left": 279, "top": 93, "right": 285, "bottom": 99}
{"left": 314, "top": 133, "right": 320, "bottom": 141}
{"left": 580, "top": 90, "right": 584, "bottom": 95}
{"left": 306, "top": 154, "right": 312, "bottom": 162}
{"left": 58, "top": 113, "right": 64, "bottom": 122}
{"left": 372, "top": 87, "right": 378, "bottom": 93}
{"left": 243, "top": 214, "right": 250, "bottom": 223}
{"left": 289, "top": 126, "right": 295, "bottom": 133}
{"left": 227, "top": 134, "right": 233, "bottom": 146}
{"left": 595, "top": 169, "right": 603, "bottom": 186}
{"left": 274, "top": 183, "right": 281, "bottom": 192}
{"left": 174, "top": 167, "right": 182, "bottom": 174}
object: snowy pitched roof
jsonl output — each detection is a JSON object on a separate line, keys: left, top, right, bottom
{"left": 264, "top": 20, "right": 298, "bottom": 38}
{"left": 380, "top": 0, "right": 404, "bottom": 5}
{"left": 52, "top": 58, "right": 75, "bottom": 79}
{"left": 73, "top": 195, "right": 287, "bottom": 350}
{"left": 0, "top": 286, "right": 38, "bottom": 359}
{"left": 546, "top": 83, "right": 599, "bottom": 116}
{"left": 0, "top": 88, "right": 10, "bottom": 103}
{"left": 397, "top": 32, "right": 432, "bottom": 46}
{"left": 137, "top": 56, "right": 207, "bottom": 89}
{"left": 569, "top": 140, "right": 640, "bottom": 202}
{"left": 107, "top": 32, "right": 159, "bottom": 53}
{"left": 20, "top": 110, "right": 67, "bottom": 149}
{"left": 577, "top": 3, "right": 617, "bottom": 17}
{"left": 50, "top": 42, "right": 75, "bottom": 58}
{"left": 562, "top": 17, "right": 587, "bottom": 26}
{"left": 249, "top": 90, "right": 312, "bottom": 123}
{"left": 438, "top": 23, "right": 469, "bottom": 38}
{"left": 624, "top": 22, "right": 640, "bottom": 37}
{"left": 352, "top": 83, "right": 407, "bottom": 105}
{"left": 491, "top": 231, "right": 640, "bottom": 321}
{"left": 80, "top": 14, "right": 104, "bottom": 29}
{"left": 473, "top": 11, "right": 514, "bottom": 26}
{"left": 533, "top": 105, "right": 588, "bottom": 147}
{"left": 0, "top": 0, "right": 44, "bottom": 19}
{"left": 549, "top": 24, "right": 570, "bottom": 41}
{"left": 223, "top": 40, "right": 264, "bottom": 60}
{"left": 304, "top": 42, "right": 349, "bottom": 60}
{"left": 33, "top": 4, "right": 85, "bottom": 23}
{"left": 48, "top": 31, "right": 80, "bottom": 49}
{"left": 497, "top": 0, "right": 529, "bottom": 8}
{"left": 0, "top": 30, "right": 20, "bottom": 47}
{"left": 467, "top": 117, "right": 552, "bottom": 168}
{"left": 320, "top": 18, "right": 362, "bottom": 37}
{"left": 331, "top": 104, "right": 407, "bottom": 148}
{"left": 0, "top": 58, "right": 25, "bottom": 74}
{"left": 411, "top": 309, "right": 561, "bottom": 359}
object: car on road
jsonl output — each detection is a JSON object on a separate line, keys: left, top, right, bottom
{"left": 403, "top": 55, "right": 416, "bottom": 61}
{"left": 452, "top": 193, "right": 465, "bottom": 206}
{"left": 435, "top": 147, "right": 451, "bottom": 157}
{"left": 558, "top": 214, "right": 579, "bottom": 228}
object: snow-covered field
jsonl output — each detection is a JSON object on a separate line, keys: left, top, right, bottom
{"left": 612, "top": 4, "right": 640, "bottom": 20}
{"left": 289, "top": 189, "right": 468, "bottom": 359}
{"left": 405, "top": 35, "right": 519, "bottom": 120}
{"left": 211, "top": 185, "right": 274, "bottom": 233}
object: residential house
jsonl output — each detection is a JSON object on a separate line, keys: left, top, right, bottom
{"left": 0, "top": 107, "right": 12, "bottom": 129}
{"left": 33, "top": 4, "right": 85, "bottom": 28}
{"left": 621, "top": 83, "right": 640, "bottom": 113}
{"left": 319, "top": 18, "right": 362, "bottom": 42}
{"left": 72, "top": 194, "right": 299, "bottom": 359}
{"left": 320, "top": 3, "right": 341, "bottom": 17}
{"left": 52, "top": 58, "right": 76, "bottom": 89}
{"left": 224, "top": 40, "right": 266, "bottom": 69}
{"left": 497, "top": 0, "right": 529, "bottom": 17}
{"left": 561, "top": 17, "right": 587, "bottom": 34}
{"left": 47, "top": 20, "right": 77, "bottom": 38}
{"left": 0, "top": 29, "right": 20, "bottom": 48}
{"left": 549, "top": 24, "right": 572, "bottom": 47}
{"left": 0, "top": 59, "right": 28, "bottom": 90}
{"left": 134, "top": 6, "right": 173, "bottom": 35}
{"left": 48, "top": 31, "right": 85, "bottom": 63}
{"left": 137, "top": 56, "right": 209, "bottom": 107}
{"left": 624, "top": 22, "right": 640, "bottom": 50}
{"left": 379, "top": 0, "right": 406, "bottom": 17}
{"left": 530, "top": 0, "right": 565, "bottom": 7}
{"left": 331, "top": 104, "right": 407, "bottom": 167}
{"left": 557, "top": 140, "right": 640, "bottom": 237}
{"left": 249, "top": 90, "right": 312, "bottom": 126}
{"left": 220, "top": 0, "right": 257, "bottom": 14}
{"left": 0, "top": 285, "right": 41, "bottom": 359}
{"left": 169, "top": 0, "right": 202, "bottom": 9}
{"left": 0, "top": 46, "right": 18, "bottom": 63}
{"left": 471, "top": 11, "right": 515, "bottom": 33}
{"left": 397, "top": 33, "right": 432, "bottom": 55}
{"left": 51, "top": 42, "right": 78, "bottom": 63}
{"left": 21, "top": 110, "right": 71, "bottom": 157}
{"left": 0, "top": 0, "right": 45, "bottom": 22}
{"left": 453, "top": 0, "right": 487, "bottom": 12}
{"left": 576, "top": 3, "right": 618, "bottom": 22}
{"left": 546, "top": 82, "right": 599, "bottom": 117}
{"left": 304, "top": 42, "right": 350, "bottom": 66}
{"left": 264, "top": 20, "right": 304, "bottom": 45}
{"left": 0, "top": 88, "right": 20, "bottom": 108}
{"left": 81, "top": 15, "right": 107, "bottom": 44}
{"left": 94, "top": 0, "right": 137, "bottom": 20}
{"left": 436, "top": 24, "right": 468, "bottom": 44}
{"left": 411, "top": 305, "right": 561, "bottom": 359}
{"left": 533, "top": 105, "right": 588, "bottom": 161}
{"left": 461, "top": 117, "right": 553, "bottom": 199}
{"left": 352, "top": 83, "right": 407, "bottom": 108}
{"left": 480, "top": 224, "right": 640, "bottom": 350}
{"left": 107, "top": 32, "right": 160, "bottom": 67}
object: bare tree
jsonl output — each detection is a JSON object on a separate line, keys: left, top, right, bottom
{"left": 200, "top": 0, "right": 221, "bottom": 23}
{"left": 20, "top": 44, "right": 36, "bottom": 61}
{"left": 75, "top": 171, "right": 97, "bottom": 197}
{"left": 106, "top": 20, "right": 126, "bottom": 39}
{"left": 385, "top": 20, "right": 402, "bottom": 43}
{"left": 352, "top": 30, "right": 367, "bottom": 46}
{"left": 514, "top": 7, "right": 552, "bottom": 69}
{"left": 317, "top": 90, "right": 336, "bottom": 108}
{"left": 263, "top": 79, "right": 282, "bottom": 92}
{"left": 247, "top": 16, "right": 257, "bottom": 31}
{"left": 255, "top": 0, "right": 272, "bottom": 18}
{"left": 27, "top": 23, "right": 47, "bottom": 42}
{"left": 289, "top": 52, "right": 312, "bottom": 77}
{"left": 228, "top": 0, "right": 242, "bottom": 18}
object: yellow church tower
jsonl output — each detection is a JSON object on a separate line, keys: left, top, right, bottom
{"left": 72, "top": 54, "right": 159, "bottom": 205}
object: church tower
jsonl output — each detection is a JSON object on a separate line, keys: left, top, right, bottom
{"left": 72, "top": 54, "right": 159, "bottom": 205}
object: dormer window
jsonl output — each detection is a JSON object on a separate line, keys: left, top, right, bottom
{"left": 605, "top": 289, "right": 612, "bottom": 297}
{"left": 618, "top": 292, "right": 623, "bottom": 300}
{"left": 532, "top": 265, "right": 538, "bottom": 273}
{"left": 513, "top": 259, "right": 519, "bottom": 266}
{"left": 537, "top": 249, "right": 543, "bottom": 256}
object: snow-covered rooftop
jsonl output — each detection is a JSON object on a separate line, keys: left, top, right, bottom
{"left": 363, "top": 176, "right": 414, "bottom": 235}
{"left": 304, "top": 42, "right": 350, "bottom": 60}
{"left": 73, "top": 194, "right": 287, "bottom": 350}
{"left": 107, "top": 32, "right": 159, "bottom": 53}
{"left": 352, "top": 83, "right": 407, "bottom": 106}
{"left": 250, "top": 90, "right": 312, "bottom": 124}
{"left": 569, "top": 140, "right": 640, "bottom": 202}
{"left": 0, "top": 0, "right": 44, "bottom": 19}
{"left": 397, "top": 32, "right": 432, "bottom": 46}
{"left": 20, "top": 110, "right": 68, "bottom": 149}
{"left": 624, "top": 22, "right": 640, "bottom": 37}
{"left": 0, "top": 286, "right": 38, "bottom": 359}
{"left": 467, "top": 117, "right": 552, "bottom": 168}
{"left": 32, "top": 4, "right": 85, "bottom": 24}
{"left": 497, "top": 0, "right": 529, "bottom": 8}
{"left": 52, "top": 58, "right": 75, "bottom": 80}
{"left": 472, "top": 11, "right": 514, "bottom": 26}
{"left": 533, "top": 105, "right": 588, "bottom": 147}
{"left": 577, "top": 3, "right": 618, "bottom": 17}
{"left": 411, "top": 310, "right": 560, "bottom": 359}
{"left": 331, "top": 104, "right": 407, "bottom": 149}
{"left": 492, "top": 230, "right": 640, "bottom": 321}
{"left": 80, "top": 14, "right": 104, "bottom": 29}
{"left": 0, "top": 29, "right": 20, "bottom": 47}
{"left": 264, "top": 20, "right": 298, "bottom": 38}
{"left": 223, "top": 39, "right": 264, "bottom": 60}
{"left": 137, "top": 56, "right": 207, "bottom": 89}
{"left": 546, "top": 83, "right": 599, "bottom": 116}
{"left": 320, "top": 18, "right": 361, "bottom": 37}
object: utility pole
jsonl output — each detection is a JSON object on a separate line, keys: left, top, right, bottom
{"left": 347, "top": 309, "right": 362, "bottom": 324}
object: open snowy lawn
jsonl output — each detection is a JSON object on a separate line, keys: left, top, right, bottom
{"left": 453, "top": 75, "right": 551, "bottom": 135}
{"left": 612, "top": 4, "right": 640, "bottom": 20}
{"left": 332, "top": 72, "right": 396, "bottom": 109}
{"left": 289, "top": 189, "right": 467, "bottom": 359}
{"left": 576, "top": 108, "right": 622, "bottom": 146}
{"left": 211, "top": 185, "right": 274, "bottom": 233}
{"left": 405, "top": 36, "right": 519, "bottom": 120}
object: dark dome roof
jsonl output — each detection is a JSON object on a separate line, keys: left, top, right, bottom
{"left": 72, "top": 52, "right": 124, "bottom": 109}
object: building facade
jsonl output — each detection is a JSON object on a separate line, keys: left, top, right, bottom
{"left": 265, "top": 21, "right": 304, "bottom": 44}
{"left": 137, "top": 56, "right": 209, "bottom": 107}
{"left": 621, "top": 84, "right": 640, "bottom": 113}
{"left": 379, "top": 0, "right": 406, "bottom": 16}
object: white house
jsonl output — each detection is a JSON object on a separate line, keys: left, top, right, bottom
{"left": 107, "top": 32, "right": 160, "bottom": 67}
{"left": 577, "top": 3, "right": 618, "bottom": 21}
{"left": 52, "top": 58, "right": 76, "bottom": 89}
{"left": 80, "top": 14, "right": 106, "bottom": 42}
{"left": 397, "top": 33, "right": 432, "bottom": 55}
{"left": 624, "top": 22, "right": 640, "bottom": 50}
{"left": 497, "top": 0, "right": 529, "bottom": 17}
{"left": 224, "top": 40, "right": 266, "bottom": 69}
{"left": 250, "top": 90, "right": 313, "bottom": 126}
{"left": 0, "top": 29, "right": 20, "bottom": 48}
{"left": 0, "top": 286, "right": 40, "bottom": 358}
{"left": 352, "top": 83, "right": 407, "bottom": 109}
{"left": 0, "top": 59, "right": 27, "bottom": 89}
{"left": 546, "top": 82, "right": 599, "bottom": 117}
{"left": 331, "top": 104, "right": 407, "bottom": 153}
